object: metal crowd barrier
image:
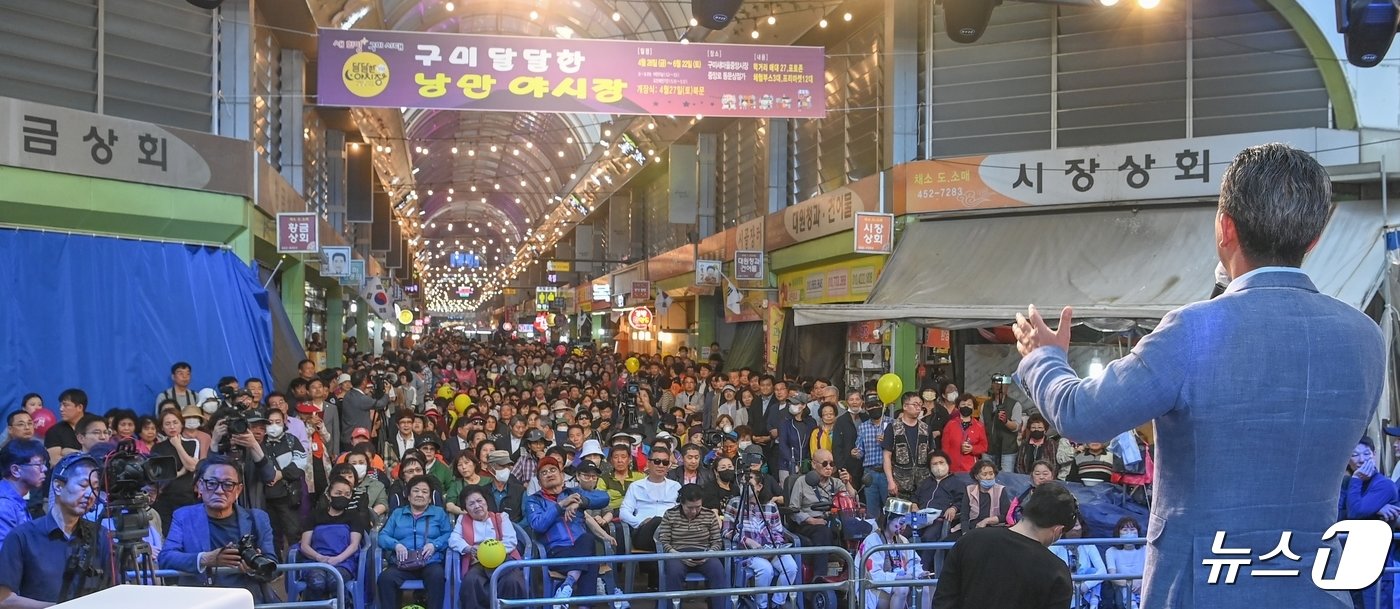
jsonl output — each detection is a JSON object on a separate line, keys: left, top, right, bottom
{"left": 127, "top": 562, "right": 346, "bottom": 609}
{"left": 860, "top": 533, "right": 1400, "bottom": 608}
{"left": 489, "top": 545, "right": 854, "bottom": 609}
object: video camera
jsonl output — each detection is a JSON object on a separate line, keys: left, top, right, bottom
{"left": 102, "top": 439, "right": 178, "bottom": 497}
{"left": 371, "top": 369, "right": 397, "bottom": 399}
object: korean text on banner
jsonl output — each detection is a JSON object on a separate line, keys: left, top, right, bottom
{"left": 277, "top": 213, "right": 319, "bottom": 254}
{"left": 899, "top": 128, "right": 1359, "bottom": 213}
{"left": 316, "top": 29, "right": 825, "bottom": 119}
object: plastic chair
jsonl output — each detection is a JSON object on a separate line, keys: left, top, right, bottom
{"left": 729, "top": 530, "right": 806, "bottom": 609}
{"left": 369, "top": 541, "right": 456, "bottom": 609}
{"left": 285, "top": 535, "right": 371, "bottom": 609}
{"left": 654, "top": 525, "right": 711, "bottom": 591}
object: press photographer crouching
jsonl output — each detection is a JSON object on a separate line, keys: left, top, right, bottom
{"left": 160, "top": 454, "right": 280, "bottom": 603}
{"left": 0, "top": 453, "right": 115, "bottom": 607}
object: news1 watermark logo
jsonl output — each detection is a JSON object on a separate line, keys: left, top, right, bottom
{"left": 1202, "top": 520, "right": 1393, "bottom": 589}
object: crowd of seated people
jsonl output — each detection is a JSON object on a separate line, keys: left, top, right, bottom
{"left": 4, "top": 329, "right": 1396, "bottom": 609}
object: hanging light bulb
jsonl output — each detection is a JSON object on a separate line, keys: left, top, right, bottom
{"left": 529, "top": 9, "right": 539, "bottom": 19}
{"left": 843, "top": 11, "right": 853, "bottom": 21}
{"left": 767, "top": 15, "right": 776, "bottom": 24}
{"left": 750, "top": 30, "right": 760, "bottom": 39}
{"left": 611, "top": 10, "right": 621, "bottom": 21}
{"left": 819, "top": 18, "right": 828, "bottom": 28}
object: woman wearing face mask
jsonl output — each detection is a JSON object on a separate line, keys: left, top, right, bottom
{"left": 344, "top": 452, "right": 389, "bottom": 524}
{"left": 703, "top": 456, "right": 738, "bottom": 511}
{"left": 775, "top": 398, "right": 817, "bottom": 484}
{"left": 858, "top": 499, "right": 930, "bottom": 609}
{"left": 298, "top": 477, "right": 368, "bottom": 601}
{"left": 1015, "top": 414, "right": 1075, "bottom": 478}
{"left": 1049, "top": 519, "right": 1105, "bottom": 609}
{"left": 959, "top": 461, "right": 1010, "bottom": 534}
{"left": 939, "top": 394, "right": 988, "bottom": 474}
{"left": 151, "top": 409, "right": 206, "bottom": 535}
{"left": 262, "top": 408, "right": 309, "bottom": 555}
{"left": 1105, "top": 517, "right": 1145, "bottom": 609}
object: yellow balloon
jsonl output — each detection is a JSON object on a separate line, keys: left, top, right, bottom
{"left": 453, "top": 394, "right": 471, "bottom": 414}
{"left": 625, "top": 357, "right": 641, "bottom": 374}
{"left": 477, "top": 539, "right": 507, "bottom": 569}
{"left": 436, "top": 386, "right": 455, "bottom": 400}
{"left": 398, "top": 309, "right": 414, "bottom": 325}
{"left": 876, "top": 373, "right": 904, "bottom": 405}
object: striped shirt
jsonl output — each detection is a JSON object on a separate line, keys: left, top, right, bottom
{"left": 658, "top": 506, "right": 722, "bottom": 553}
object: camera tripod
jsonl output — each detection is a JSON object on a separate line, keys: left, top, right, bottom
{"left": 104, "top": 495, "right": 160, "bottom": 585}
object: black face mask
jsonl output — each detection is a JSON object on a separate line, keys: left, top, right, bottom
{"left": 959, "top": 406, "right": 974, "bottom": 418}
{"left": 718, "top": 470, "right": 736, "bottom": 483}
{"left": 329, "top": 496, "right": 351, "bottom": 511}
{"left": 1029, "top": 430, "right": 1046, "bottom": 440}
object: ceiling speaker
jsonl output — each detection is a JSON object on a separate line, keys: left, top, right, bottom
{"left": 692, "top": 0, "right": 744, "bottom": 30}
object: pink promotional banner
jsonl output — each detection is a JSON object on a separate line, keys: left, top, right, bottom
{"left": 317, "top": 28, "right": 825, "bottom": 118}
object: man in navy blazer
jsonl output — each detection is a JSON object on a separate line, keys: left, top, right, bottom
{"left": 159, "top": 454, "right": 278, "bottom": 603}
{"left": 1014, "top": 143, "right": 1384, "bottom": 609}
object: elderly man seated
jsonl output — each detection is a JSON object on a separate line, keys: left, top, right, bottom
{"left": 524, "top": 456, "right": 610, "bottom": 605}
{"left": 789, "top": 448, "right": 856, "bottom": 580}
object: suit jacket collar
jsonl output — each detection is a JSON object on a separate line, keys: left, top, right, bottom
{"left": 1223, "top": 267, "right": 1317, "bottom": 296}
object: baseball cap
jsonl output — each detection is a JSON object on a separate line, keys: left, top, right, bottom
{"left": 486, "top": 450, "right": 513, "bottom": 467}
{"left": 524, "top": 429, "right": 548, "bottom": 444}
{"left": 1384, "top": 426, "right": 1400, "bottom": 438}
{"left": 335, "top": 373, "right": 352, "bottom": 385}
{"left": 416, "top": 437, "right": 442, "bottom": 450}
{"left": 538, "top": 456, "right": 563, "bottom": 472}
{"left": 295, "top": 402, "right": 319, "bottom": 414}
{"left": 576, "top": 461, "right": 602, "bottom": 476}
{"left": 351, "top": 427, "right": 371, "bottom": 440}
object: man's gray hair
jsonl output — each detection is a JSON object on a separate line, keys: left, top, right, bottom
{"left": 1218, "top": 143, "right": 1333, "bottom": 267}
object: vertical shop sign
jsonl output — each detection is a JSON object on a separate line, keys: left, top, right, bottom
{"left": 853, "top": 212, "right": 895, "bottom": 254}
{"left": 277, "top": 212, "right": 320, "bottom": 253}
{"left": 734, "top": 251, "right": 765, "bottom": 281}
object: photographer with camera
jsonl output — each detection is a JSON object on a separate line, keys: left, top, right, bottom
{"left": 160, "top": 454, "right": 279, "bottom": 603}
{"left": 0, "top": 453, "right": 115, "bottom": 607}
{"left": 210, "top": 411, "right": 276, "bottom": 511}
{"left": 342, "top": 370, "right": 391, "bottom": 453}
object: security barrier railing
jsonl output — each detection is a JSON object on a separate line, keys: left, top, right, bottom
{"left": 489, "top": 545, "right": 854, "bottom": 609}
{"left": 129, "top": 562, "right": 346, "bottom": 609}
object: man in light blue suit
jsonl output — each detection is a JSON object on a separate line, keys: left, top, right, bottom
{"left": 1014, "top": 143, "right": 1384, "bottom": 609}
{"left": 160, "top": 454, "right": 278, "bottom": 603}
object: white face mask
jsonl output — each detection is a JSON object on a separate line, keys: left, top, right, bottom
{"left": 494, "top": 468, "right": 512, "bottom": 483}
{"left": 723, "top": 425, "right": 734, "bottom": 433}
{"left": 788, "top": 403, "right": 802, "bottom": 415}
{"left": 352, "top": 463, "right": 367, "bottom": 478}
{"left": 266, "top": 423, "right": 284, "bottom": 438}
{"left": 201, "top": 400, "right": 219, "bottom": 414}
{"left": 931, "top": 464, "right": 949, "bottom": 478}
{"left": 945, "top": 392, "right": 959, "bottom": 402}
{"left": 738, "top": 440, "right": 752, "bottom": 450}
{"left": 184, "top": 418, "right": 202, "bottom": 430}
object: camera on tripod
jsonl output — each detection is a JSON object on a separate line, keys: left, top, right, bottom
{"left": 103, "top": 439, "right": 178, "bottom": 497}
{"left": 371, "top": 370, "right": 396, "bottom": 399}
{"left": 234, "top": 534, "right": 279, "bottom": 582}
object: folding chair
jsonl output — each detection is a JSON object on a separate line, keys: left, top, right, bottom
{"left": 285, "top": 535, "right": 371, "bottom": 609}
{"left": 653, "top": 525, "right": 711, "bottom": 597}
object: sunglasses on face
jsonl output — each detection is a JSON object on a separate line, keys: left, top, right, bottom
{"left": 651, "top": 459, "right": 670, "bottom": 466}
